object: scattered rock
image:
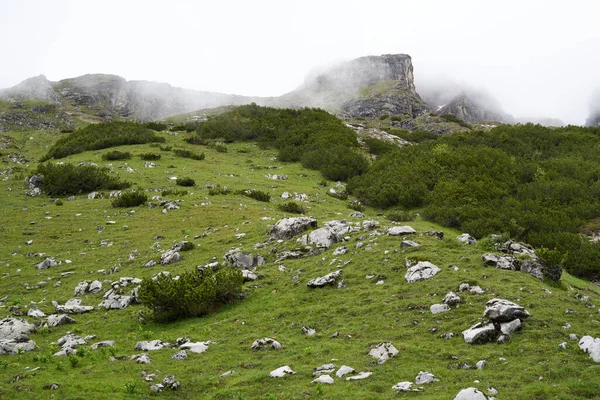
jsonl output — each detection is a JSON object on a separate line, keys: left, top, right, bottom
{"left": 179, "top": 341, "right": 210, "bottom": 354}
{"left": 302, "top": 327, "right": 316, "bottom": 336}
{"left": 415, "top": 371, "right": 439, "bottom": 384}
{"left": 242, "top": 270, "right": 258, "bottom": 282}
{"left": 307, "top": 270, "right": 342, "bottom": 288}
{"left": 443, "top": 291, "right": 461, "bottom": 306}
{"left": 36, "top": 257, "right": 57, "bottom": 270}
{"left": 476, "top": 360, "right": 487, "bottom": 369}
{"left": 270, "top": 366, "right": 295, "bottom": 378}
{"left": 269, "top": 217, "right": 317, "bottom": 240}
{"left": 388, "top": 226, "right": 416, "bottom": 236}
{"left": 362, "top": 220, "right": 379, "bottom": 231}
{"left": 424, "top": 230, "right": 444, "bottom": 240}
{"left": 333, "top": 246, "right": 349, "bottom": 256}
{"left": 462, "top": 322, "right": 497, "bottom": 345}
{"left": 336, "top": 365, "right": 354, "bottom": 378}
{"left": 392, "top": 381, "right": 422, "bottom": 392}
{"left": 312, "top": 375, "right": 334, "bottom": 384}
{"left": 499, "top": 319, "right": 522, "bottom": 335}
{"left": 430, "top": 304, "right": 451, "bottom": 314}
{"left": 313, "top": 363, "right": 336, "bottom": 377}
{"left": 251, "top": 337, "right": 283, "bottom": 351}
{"left": 92, "top": 340, "right": 115, "bottom": 349}
{"left": 401, "top": 240, "right": 419, "bottom": 248}
{"left": 26, "top": 308, "right": 45, "bottom": 318}
{"left": 453, "top": 387, "right": 489, "bottom": 400}
{"left": 45, "top": 314, "right": 75, "bottom": 327}
{"left": 484, "top": 299, "right": 530, "bottom": 322}
{"left": 224, "top": 248, "right": 265, "bottom": 270}
{"left": 457, "top": 233, "right": 477, "bottom": 245}
{"left": 172, "top": 350, "right": 187, "bottom": 360}
{"left": 346, "top": 371, "right": 372, "bottom": 381}
{"left": 52, "top": 299, "right": 93, "bottom": 314}
{"left": 579, "top": 336, "right": 600, "bottom": 362}
{"left": 405, "top": 261, "right": 441, "bottom": 283}
{"left": 481, "top": 254, "right": 517, "bottom": 270}
{"left": 369, "top": 342, "right": 399, "bottom": 365}
{"left": 160, "top": 249, "right": 181, "bottom": 265}
{"left": 135, "top": 340, "right": 167, "bottom": 351}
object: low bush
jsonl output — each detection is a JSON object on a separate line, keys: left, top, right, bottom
{"left": 241, "top": 189, "right": 270, "bottom": 202}
{"left": 41, "top": 121, "right": 165, "bottom": 161}
{"left": 159, "top": 145, "right": 172, "bottom": 152}
{"left": 176, "top": 177, "right": 195, "bottom": 187}
{"left": 441, "top": 114, "right": 472, "bottom": 129}
{"left": 347, "top": 201, "right": 365, "bottom": 212}
{"left": 208, "top": 185, "right": 230, "bottom": 196}
{"left": 279, "top": 201, "right": 306, "bottom": 214}
{"left": 184, "top": 136, "right": 210, "bottom": 145}
{"left": 214, "top": 144, "right": 228, "bottom": 153}
{"left": 102, "top": 150, "right": 132, "bottom": 161}
{"left": 111, "top": 191, "right": 148, "bottom": 208}
{"left": 139, "top": 153, "right": 161, "bottom": 161}
{"left": 143, "top": 122, "right": 167, "bottom": 131}
{"left": 174, "top": 149, "right": 205, "bottom": 160}
{"left": 387, "top": 210, "right": 416, "bottom": 222}
{"left": 138, "top": 267, "right": 243, "bottom": 322}
{"left": 35, "top": 163, "right": 130, "bottom": 196}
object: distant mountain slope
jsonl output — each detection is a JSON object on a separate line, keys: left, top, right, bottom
{"left": 436, "top": 92, "right": 512, "bottom": 124}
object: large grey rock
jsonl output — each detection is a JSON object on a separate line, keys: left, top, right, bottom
{"left": 443, "top": 291, "right": 461, "bottom": 306}
{"left": 346, "top": 371, "right": 373, "bottom": 381}
{"left": 430, "top": 304, "right": 451, "bottom": 314}
{"left": 307, "top": 270, "right": 342, "bottom": 288}
{"left": 308, "top": 227, "right": 340, "bottom": 248}
{"left": 160, "top": 249, "right": 181, "bottom": 265}
{"left": 46, "top": 314, "right": 75, "bottom": 327}
{"left": 54, "top": 332, "right": 87, "bottom": 356}
{"left": 162, "top": 375, "right": 180, "bottom": 390}
{"left": 499, "top": 319, "right": 522, "bottom": 335}
{"left": 179, "top": 341, "right": 210, "bottom": 354}
{"left": 457, "top": 233, "right": 477, "bottom": 245}
{"left": 26, "top": 308, "right": 46, "bottom": 318}
{"left": 224, "top": 248, "right": 265, "bottom": 270}
{"left": 392, "top": 381, "right": 418, "bottom": 392}
{"left": 579, "top": 336, "right": 600, "bottom": 362}
{"left": 131, "top": 353, "right": 151, "bottom": 364}
{"left": 362, "top": 220, "right": 380, "bottom": 231}
{"left": 453, "top": 387, "right": 489, "bottom": 400}
{"left": 497, "top": 240, "right": 536, "bottom": 258}
{"left": 98, "top": 295, "right": 135, "bottom": 310}
{"left": 484, "top": 299, "right": 529, "bottom": 322}
{"left": 270, "top": 365, "right": 295, "bottom": 378}
{"left": 0, "top": 337, "right": 37, "bottom": 354}
{"left": 312, "top": 375, "right": 334, "bottom": 384}
{"left": 74, "top": 281, "right": 89, "bottom": 296}
{"left": 388, "top": 226, "right": 416, "bottom": 236}
{"left": 405, "top": 261, "right": 441, "bottom": 283}
{"left": 369, "top": 342, "right": 399, "bottom": 365}
{"left": 251, "top": 337, "right": 283, "bottom": 351}
{"left": 88, "top": 280, "right": 103, "bottom": 294}
{"left": 36, "top": 257, "right": 57, "bottom": 270}
{"left": 135, "top": 340, "right": 167, "bottom": 351}
{"left": 481, "top": 254, "right": 517, "bottom": 270}
{"left": 0, "top": 317, "right": 34, "bottom": 340}
{"left": 336, "top": 365, "right": 354, "bottom": 378}
{"left": 91, "top": 340, "right": 115, "bottom": 349}
{"left": 462, "top": 322, "right": 497, "bottom": 344}
{"left": 269, "top": 217, "right": 317, "bottom": 240}
{"left": 415, "top": 371, "right": 439, "bottom": 384}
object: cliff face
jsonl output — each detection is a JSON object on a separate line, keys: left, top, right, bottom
{"left": 437, "top": 92, "right": 511, "bottom": 123}
{"left": 269, "top": 54, "right": 429, "bottom": 118}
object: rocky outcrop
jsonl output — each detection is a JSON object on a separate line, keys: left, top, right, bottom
{"left": 437, "top": 92, "right": 510, "bottom": 123}
{"left": 269, "top": 217, "right": 318, "bottom": 240}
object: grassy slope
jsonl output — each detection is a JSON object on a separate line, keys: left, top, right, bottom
{"left": 0, "top": 129, "right": 598, "bottom": 399}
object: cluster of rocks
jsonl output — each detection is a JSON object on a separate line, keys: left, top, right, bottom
{"left": 392, "top": 371, "right": 440, "bottom": 392}
{"left": 307, "top": 270, "right": 343, "bottom": 288}
{"left": 36, "top": 257, "right": 60, "bottom": 270}
{"left": 98, "top": 277, "right": 141, "bottom": 310}
{"left": 462, "top": 299, "right": 529, "bottom": 344}
{"left": 482, "top": 240, "right": 562, "bottom": 282}
{"left": 296, "top": 220, "right": 356, "bottom": 249}
{"left": 0, "top": 318, "right": 36, "bottom": 355}
{"left": 405, "top": 261, "right": 441, "bottom": 283}
{"left": 74, "top": 280, "right": 103, "bottom": 296}
{"left": 281, "top": 192, "right": 308, "bottom": 202}
{"left": 430, "top": 291, "right": 461, "bottom": 314}
{"left": 251, "top": 337, "right": 283, "bottom": 350}
{"left": 24, "top": 174, "right": 42, "bottom": 196}
{"left": 52, "top": 299, "right": 94, "bottom": 314}
{"left": 224, "top": 248, "right": 265, "bottom": 270}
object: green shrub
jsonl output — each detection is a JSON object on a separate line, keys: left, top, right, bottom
{"left": 102, "top": 150, "right": 132, "bottom": 161}
{"left": 41, "top": 121, "right": 165, "bottom": 161}
{"left": 441, "top": 114, "right": 472, "bottom": 129}
{"left": 387, "top": 210, "right": 416, "bottom": 222}
{"left": 240, "top": 189, "right": 270, "bottom": 202}
{"left": 170, "top": 124, "right": 186, "bottom": 132}
{"left": 143, "top": 122, "right": 167, "bottom": 131}
{"left": 347, "top": 201, "right": 365, "bottom": 212}
{"left": 139, "top": 153, "right": 161, "bottom": 161}
{"left": 138, "top": 267, "right": 243, "bottom": 322}
{"left": 364, "top": 138, "right": 396, "bottom": 156}
{"left": 55, "top": 199, "right": 63, "bottom": 206}
{"left": 279, "top": 201, "right": 306, "bottom": 214}
{"left": 185, "top": 136, "right": 210, "bottom": 145}
{"left": 159, "top": 145, "right": 172, "bottom": 152}
{"left": 208, "top": 185, "right": 230, "bottom": 196}
{"left": 111, "top": 191, "right": 148, "bottom": 208}
{"left": 35, "top": 163, "right": 131, "bottom": 196}
{"left": 176, "top": 177, "right": 195, "bottom": 187}
{"left": 174, "top": 149, "right": 205, "bottom": 160}
{"left": 215, "top": 144, "right": 228, "bottom": 153}
{"left": 379, "top": 114, "right": 390, "bottom": 120}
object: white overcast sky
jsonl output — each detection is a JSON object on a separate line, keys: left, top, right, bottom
{"left": 1, "top": 0, "right": 599, "bottom": 124}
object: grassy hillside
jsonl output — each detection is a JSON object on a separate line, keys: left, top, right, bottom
{"left": 0, "top": 120, "right": 598, "bottom": 399}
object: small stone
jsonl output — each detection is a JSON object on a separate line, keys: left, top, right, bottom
{"left": 476, "top": 360, "right": 486, "bottom": 369}
{"left": 336, "top": 365, "right": 354, "bottom": 378}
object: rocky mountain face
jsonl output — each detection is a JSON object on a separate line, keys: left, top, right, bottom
{"left": 269, "top": 54, "right": 429, "bottom": 118}
{"left": 0, "top": 74, "right": 250, "bottom": 129}
{"left": 437, "top": 92, "right": 511, "bottom": 124}
{"left": 586, "top": 111, "right": 600, "bottom": 127}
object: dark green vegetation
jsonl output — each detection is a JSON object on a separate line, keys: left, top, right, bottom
{"left": 441, "top": 113, "right": 472, "bottom": 129}
{"left": 139, "top": 267, "right": 243, "bottom": 322}
{"left": 139, "top": 152, "right": 161, "bottom": 160}
{"left": 349, "top": 123, "right": 600, "bottom": 278}
{"left": 187, "top": 104, "right": 369, "bottom": 181}
{"left": 174, "top": 149, "right": 205, "bottom": 160}
{"left": 101, "top": 150, "right": 132, "bottom": 161}
{"left": 111, "top": 191, "right": 148, "bottom": 208}
{"left": 40, "top": 121, "right": 165, "bottom": 161}
{"left": 175, "top": 177, "right": 195, "bottom": 187}
{"left": 241, "top": 189, "right": 271, "bottom": 202}
{"left": 35, "top": 162, "right": 130, "bottom": 196}
{"left": 278, "top": 201, "right": 306, "bottom": 214}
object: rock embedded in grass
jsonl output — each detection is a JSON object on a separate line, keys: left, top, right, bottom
{"left": 269, "top": 217, "right": 317, "bottom": 240}
{"left": 307, "top": 270, "right": 342, "bottom": 288}
{"left": 387, "top": 226, "right": 416, "bottom": 236}
{"left": 312, "top": 375, "right": 334, "bottom": 384}
{"left": 405, "top": 262, "right": 441, "bottom": 283}
{"left": 336, "top": 365, "right": 354, "bottom": 378}
{"left": 251, "top": 337, "right": 283, "bottom": 351}
{"left": 457, "top": 233, "right": 477, "bottom": 245}
{"left": 270, "top": 366, "right": 295, "bottom": 378}
{"left": 579, "top": 336, "right": 600, "bottom": 362}
{"left": 430, "top": 304, "right": 450, "bottom": 314}
{"left": 484, "top": 299, "right": 530, "bottom": 322}
{"left": 453, "top": 387, "right": 490, "bottom": 400}
{"left": 369, "top": 342, "right": 399, "bottom": 365}
{"left": 415, "top": 371, "right": 439, "bottom": 384}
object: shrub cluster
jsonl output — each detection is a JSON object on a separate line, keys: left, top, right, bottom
{"left": 174, "top": 149, "right": 205, "bottom": 160}
{"left": 387, "top": 210, "right": 416, "bottom": 222}
{"left": 441, "top": 114, "right": 472, "bottom": 129}
{"left": 138, "top": 267, "right": 243, "bottom": 322}
{"left": 102, "top": 150, "right": 132, "bottom": 161}
{"left": 214, "top": 144, "right": 228, "bottom": 153}
{"left": 176, "top": 177, "right": 195, "bottom": 187}
{"left": 349, "top": 123, "right": 600, "bottom": 279}
{"left": 35, "top": 163, "right": 130, "bottom": 196}
{"left": 143, "top": 122, "right": 167, "bottom": 131}
{"left": 279, "top": 201, "right": 306, "bottom": 214}
{"left": 186, "top": 104, "right": 368, "bottom": 181}
{"left": 240, "top": 189, "right": 270, "bottom": 202}
{"left": 41, "top": 121, "right": 165, "bottom": 161}
{"left": 139, "top": 153, "right": 161, "bottom": 161}
{"left": 111, "top": 191, "right": 148, "bottom": 208}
